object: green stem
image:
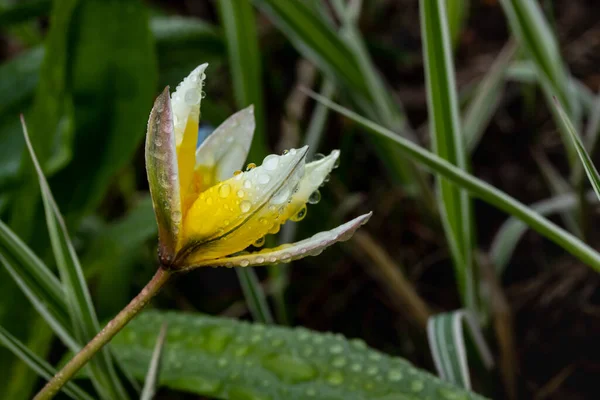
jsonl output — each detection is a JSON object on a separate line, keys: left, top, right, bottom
{"left": 34, "top": 267, "right": 173, "bottom": 400}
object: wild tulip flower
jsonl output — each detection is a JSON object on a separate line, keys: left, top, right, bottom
{"left": 146, "top": 63, "right": 372, "bottom": 270}
{"left": 35, "top": 64, "right": 371, "bottom": 399}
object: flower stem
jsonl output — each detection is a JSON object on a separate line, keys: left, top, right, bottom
{"left": 34, "top": 267, "right": 173, "bottom": 400}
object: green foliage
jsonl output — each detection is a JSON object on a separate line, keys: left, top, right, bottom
{"left": 109, "top": 310, "right": 488, "bottom": 399}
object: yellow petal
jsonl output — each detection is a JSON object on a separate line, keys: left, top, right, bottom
{"left": 145, "top": 87, "right": 181, "bottom": 262}
{"left": 171, "top": 64, "right": 208, "bottom": 215}
{"left": 177, "top": 147, "right": 308, "bottom": 263}
{"left": 181, "top": 213, "right": 372, "bottom": 269}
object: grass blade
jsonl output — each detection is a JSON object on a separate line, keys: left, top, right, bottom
{"left": 303, "top": 90, "right": 600, "bottom": 272}
{"left": 0, "top": 325, "right": 93, "bottom": 400}
{"left": 464, "top": 42, "right": 517, "bottom": 152}
{"left": 498, "top": 0, "right": 578, "bottom": 163}
{"left": 420, "top": 0, "right": 476, "bottom": 310}
{"left": 140, "top": 323, "right": 168, "bottom": 400}
{"left": 235, "top": 268, "right": 274, "bottom": 324}
{"left": 217, "top": 0, "right": 268, "bottom": 161}
{"left": 490, "top": 191, "right": 598, "bottom": 274}
{"left": 427, "top": 310, "right": 494, "bottom": 389}
{"left": 20, "top": 117, "right": 127, "bottom": 399}
{"left": 555, "top": 99, "right": 600, "bottom": 200}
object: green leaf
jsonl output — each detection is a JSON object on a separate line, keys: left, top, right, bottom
{"left": 445, "top": 0, "right": 469, "bottom": 48}
{"left": 427, "top": 310, "right": 493, "bottom": 390}
{"left": 21, "top": 118, "right": 127, "bottom": 399}
{"left": 0, "top": 324, "right": 94, "bottom": 400}
{"left": 0, "top": 0, "right": 51, "bottom": 27}
{"left": 490, "top": 191, "right": 598, "bottom": 275}
{"left": 140, "top": 323, "right": 168, "bottom": 400}
{"left": 420, "top": 0, "right": 476, "bottom": 310}
{"left": 303, "top": 91, "right": 600, "bottom": 272}
{"left": 110, "top": 310, "right": 488, "bottom": 399}
{"left": 217, "top": 0, "right": 268, "bottom": 161}
{"left": 555, "top": 99, "right": 600, "bottom": 200}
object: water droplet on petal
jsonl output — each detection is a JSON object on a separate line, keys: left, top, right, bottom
{"left": 237, "top": 190, "right": 245, "bottom": 198}
{"left": 313, "top": 153, "right": 325, "bottom": 161}
{"left": 263, "top": 155, "right": 279, "bottom": 171}
{"left": 240, "top": 259, "right": 250, "bottom": 267}
{"left": 219, "top": 184, "right": 231, "bottom": 198}
{"left": 282, "top": 149, "right": 289, "bottom": 155}
{"left": 258, "top": 174, "right": 270, "bottom": 184}
{"left": 256, "top": 256, "right": 265, "bottom": 263}
{"left": 329, "top": 344, "right": 343, "bottom": 354}
{"left": 244, "top": 180, "right": 252, "bottom": 189}
{"left": 387, "top": 369, "right": 403, "bottom": 382}
{"left": 254, "top": 237, "right": 265, "bottom": 247}
{"left": 184, "top": 89, "right": 200, "bottom": 105}
{"left": 308, "top": 190, "right": 321, "bottom": 204}
{"left": 411, "top": 380, "right": 424, "bottom": 392}
{"left": 272, "top": 189, "right": 291, "bottom": 205}
{"left": 246, "top": 163, "right": 256, "bottom": 171}
{"left": 268, "top": 256, "right": 277, "bottom": 263}
{"left": 332, "top": 356, "right": 347, "bottom": 368}
{"left": 290, "top": 205, "right": 307, "bottom": 222}
{"left": 206, "top": 197, "right": 214, "bottom": 205}
{"left": 240, "top": 201, "right": 251, "bottom": 213}
{"left": 326, "top": 371, "right": 344, "bottom": 385}
{"left": 233, "top": 170, "right": 242, "bottom": 176}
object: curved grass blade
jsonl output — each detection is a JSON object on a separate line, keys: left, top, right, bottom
{"left": 427, "top": 310, "right": 494, "bottom": 390}
{"left": 421, "top": 0, "right": 476, "bottom": 311}
{"left": 21, "top": 117, "right": 127, "bottom": 400}
{"left": 302, "top": 91, "right": 600, "bottom": 272}
{"left": 235, "top": 268, "right": 274, "bottom": 324}
{"left": 464, "top": 42, "right": 517, "bottom": 152}
{"left": 0, "top": 325, "right": 93, "bottom": 400}
{"left": 109, "top": 310, "right": 489, "bottom": 399}
{"left": 140, "top": 323, "right": 168, "bottom": 400}
{"left": 490, "top": 191, "right": 598, "bottom": 274}
{"left": 217, "top": 0, "right": 268, "bottom": 161}
{"left": 555, "top": 98, "right": 600, "bottom": 200}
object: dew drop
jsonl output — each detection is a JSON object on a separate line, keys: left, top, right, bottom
{"left": 240, "top": 259, "right": 250, "bottom": 267}
{"left": 240, "top": 201, "right": 252, "bottom": 213}
{"left": 282, "top": 149, "right": 289, "bottom": 155}
{"left": 329, "top": 344, "right": 344, "bottom": 354}
{"left": 237, "top": 190, "right": 245, "bottom": 198}
{"left": 256, "top": 256, "right": 265, "bottom": 263}
{"left": 258, "top": 174, "right": 270, "bottom": 184}
{"left": 201, "top": 90, "right": 206, "bottom": 99}
{"left": 332, "top": 356, "right": 347, "bottom": 368}
{"left": 290, "top": 205, "right": 307, "bottom": 222}
{"left": 387, "top": 369, "right": 403, "bottom": 382}
{"left": 313, "top": 153, "right": 325, "bottom": 161}
{"left": 350, "top": 363, "right": 362, "bottom": 372}
{"left": 254, "top": 237, "right": 265, "bottom": 247}
{"left": 281, "top": 252, "right": 291, "bottom": 262}
{"left": 308, "top": 190, "right": 321, "bottom": 204}
{"left": 263, "top": 154, "right": 279, "bottom": 171}
{"left": 272, "top": 189, "right": 291, "bottom": 205}
{"left": 261, "top": 354, "right": 317, "bottom": 383}
{"left": 244, "top": 180, "right": 252, "bottom": 189}
{"left": 184, "top": 89, "right": 200, "bottom": 105}
{"left": 268, "top": 256, "right": 277, "bottom": 263}
{"left": 411, "top": 380, "right": 424, "bottom": 392}
{"left": 366, "top": 366, "right": 379, "bottom": 376}
{"left": 326, "top": 371, "right": 344, "bottom": 385}
{"left": 219, "top": 184, "right": 231, "bottom": 198}
{"left": 233, "top": 169, "right": 242, "bottom": 176}
{"left": 246, "top": 163, "right": 256, "bottom": 171}
{"left": 205, "top": 197, "right": 214, "bottom": 205}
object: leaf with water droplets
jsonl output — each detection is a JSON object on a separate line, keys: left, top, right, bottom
{"left": 106, "top": 310, "right": 489, "bottom": 399}
{"left": 184, "top": 212, "right": 372, "bottom": 268}
{"left": 145, "top": 87, "right": 181, "bottom": 262}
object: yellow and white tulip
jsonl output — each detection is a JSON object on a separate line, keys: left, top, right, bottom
{"left": 145, "top": 64, "right": 371, "bottom": 269}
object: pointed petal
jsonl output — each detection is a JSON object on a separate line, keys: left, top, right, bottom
{"left": 194, "top": 105, "right": 256, "bottom": 189}
{"left": 183, "top": 212, "right": 373, "bottom": 269}
{"left": 280, "top": 150, "right": 340, "bottom": 222}
{"left": 145, "top": 87, "right": 181, "bottom": 262}
{"left": 178, "top": 147, "right": 309, "bottom": 264}
{"left": 172, "top": 64, "right": 208, "bottom": 214}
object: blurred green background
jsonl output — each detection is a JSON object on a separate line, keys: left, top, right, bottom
{"left": 3, "top": 0, "right": 600, "bottom": 399}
